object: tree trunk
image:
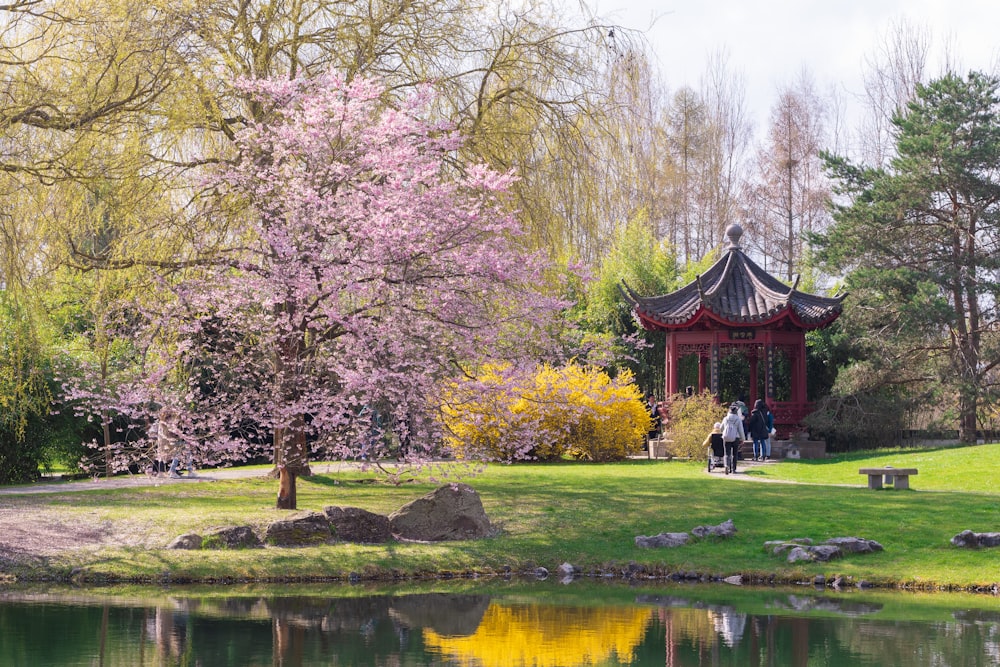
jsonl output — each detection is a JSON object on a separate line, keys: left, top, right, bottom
{"left": 273, "top": 417, "right": 311, "bottom": 510}
{"left": 958, "top": 380, "right": 979, "bottom": 444}
{"left": 277, "top": 466, "right": 297, "bottom": 510}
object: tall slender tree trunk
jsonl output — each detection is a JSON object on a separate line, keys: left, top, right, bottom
{"left": 958, "top": 383, "right": 978, "bottom": 444}
{"left": 274, "top": 416, "right": 310, "bottom": 510}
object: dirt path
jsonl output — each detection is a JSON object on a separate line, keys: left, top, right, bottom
{"left": 0, "top": 468, "right": 277, "bottom": 566}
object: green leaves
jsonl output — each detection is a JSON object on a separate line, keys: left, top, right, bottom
{"left": 816, "top": 70, "right": 1000, "bottom": 441}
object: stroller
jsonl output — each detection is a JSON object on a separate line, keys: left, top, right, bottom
{"left": 707, "top": 431, "right": 726, "bottom": 472}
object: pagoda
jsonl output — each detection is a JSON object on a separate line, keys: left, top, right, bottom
{"left": 623, "top": 223, "right": 846, "bottom": 433}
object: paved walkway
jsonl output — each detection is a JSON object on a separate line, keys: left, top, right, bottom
{"left": 1, "top": 457, "right": 788, "bottom": 496}
{"left": 0, "top": 460, "right": 389, "bottom": 495}
{"left": 0, "top": 467, "right": 271, "bottom": 495}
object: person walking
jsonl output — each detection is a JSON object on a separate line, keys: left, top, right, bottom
{"left": 746, "top": 399, "right": 771, "bottom": 461}
{"left": 646, "top": 394, "right": 659, "bottom": 443}
{"left": 720, "top": 404, "right": 746, "bottom": 474}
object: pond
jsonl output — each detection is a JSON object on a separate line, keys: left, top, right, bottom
{"left": 1, "top": 580, "right": 998, "bottom": 666}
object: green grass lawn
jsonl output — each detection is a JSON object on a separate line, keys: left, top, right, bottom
{"left": 745, "top": 442, "right": 1000, "bottom": 491}
{"left": 2, "top": 445, "right": 998, "bottom": 589}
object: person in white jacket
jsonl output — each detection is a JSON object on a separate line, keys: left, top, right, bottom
{"left": 720, "top": 404, "right": 746, "bottom": 474}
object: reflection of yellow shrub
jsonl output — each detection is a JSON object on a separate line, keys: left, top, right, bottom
{"left": 666, "top": 390, "right": 725, "bottom": 459}
{"left": 423, "top": 602, "right": 653, "bottom": 667}
{"left": 441, "top": 362, "right": 647, "bottom": 462}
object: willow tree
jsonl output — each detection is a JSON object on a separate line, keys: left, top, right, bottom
{"left": 0, "top": 0, "right": 639, "bottom": 480}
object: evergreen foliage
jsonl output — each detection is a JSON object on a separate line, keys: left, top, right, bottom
{"left": 815, "top": 70, "right": 1000, "bottom": 442}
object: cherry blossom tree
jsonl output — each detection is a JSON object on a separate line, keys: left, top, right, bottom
{"left": 106, "top": 74, "right": 559, "bottom": 508}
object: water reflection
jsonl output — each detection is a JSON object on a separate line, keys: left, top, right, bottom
{"left": 423, "top": 603, "right": 652, "bottom": 666}
{"left": 0, "top": 585, "right": 998, "bottom": 666}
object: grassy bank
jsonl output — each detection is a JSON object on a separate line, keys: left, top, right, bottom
{"left": 2, "top": 445, "right": 998, "bottom": 590}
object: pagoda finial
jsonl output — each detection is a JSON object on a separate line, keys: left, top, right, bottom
{"left": 725, "top": 223, "right": 744, "bottom": 249}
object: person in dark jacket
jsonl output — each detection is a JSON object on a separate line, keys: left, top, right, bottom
{"left": 746, "top": 399, "right": 771, "bottom": 461}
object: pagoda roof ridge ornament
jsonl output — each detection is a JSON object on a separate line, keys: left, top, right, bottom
{"left": 726, "top": 223, "right": 744, "bottom": 249}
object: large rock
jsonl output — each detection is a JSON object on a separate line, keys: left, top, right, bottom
{"left": 786, "top": 546, "right": 813, "bottom": 563}
{"left": 389, "top": 484, "right": 493, "bottom": 541}
{"left": 265, "top": 512, "right": 333, "bottom": 546}
{"left": 764, "top": 538, "right": 812, "bottom": 555}
{"left": 167, "top": 533, "right": 203, "bottom": 550}
{"left": 951, "top": 530, "right": 1000, "bottom": 548}
{"left": 825, "top": 536, "right": 883, "bottom": 553}
{"left": 692, "top": 519, "right": 736, "bottom": 538}
{"left": 769, "top": 536, "right": 881, "bottom": 562}
{"left": 324, "top": 506, "right": 392, "bottom": 543}
{"left": 635, "top": 532, "right": 690, "bottom": 548}
{"left": 203, "top": 525, "right": 263, "bottom": 549}
{"left": 786, "top": 544, "right": 842, "bottom": 563}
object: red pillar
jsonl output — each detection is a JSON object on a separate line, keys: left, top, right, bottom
{"left": 698, "top": 355, "right": 707, "bottom": 393}
{"left": 665, "top": 332, "right": 679, "bottom": 397}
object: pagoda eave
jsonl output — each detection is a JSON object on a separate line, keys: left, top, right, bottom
{"left": 636, "top": 305, "right": 841, "bottom": 332}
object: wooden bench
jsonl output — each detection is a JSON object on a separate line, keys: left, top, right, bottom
{"left": 859, "top": 467, "right": 918, "bottom": 490}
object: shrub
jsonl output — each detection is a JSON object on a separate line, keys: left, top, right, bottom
{"left": 803, "top": 391, "right": 911, "bottom": 451}
{"left": 665, "top": 390, "right": 726, "bottom": 459}
{"left": 441, "top": 362, "right": 648, "bottom": 462}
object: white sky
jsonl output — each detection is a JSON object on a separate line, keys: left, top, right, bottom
{"left": 593, "top": 0, "right": 1000, "bottom": 134}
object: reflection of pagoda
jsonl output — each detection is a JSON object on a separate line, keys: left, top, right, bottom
{"left": 623, "top": 224, "right": 846, "bottom": 434}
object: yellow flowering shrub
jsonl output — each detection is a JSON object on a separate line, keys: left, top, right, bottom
{"left": 665, "top": 390, "right": 725, "bottom": 458}
{"left": 423, "top": 602, "right": 653, "bottom": 666}
{"left": 441, "top": 362, "right": 647, "bottom": 462}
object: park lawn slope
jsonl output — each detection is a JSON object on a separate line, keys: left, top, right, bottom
{"left": 744, "top": 442, "right": 1000, "bottom": 491}
{"left": 0, "top": 452, "right": 997, "bottom": 590}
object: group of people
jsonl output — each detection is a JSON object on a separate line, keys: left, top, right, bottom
{"left": 704, "top": 398, "right": 774, "bottom": 474}
{"left": 646, "top": 394, "right": 670, "bottom": 441}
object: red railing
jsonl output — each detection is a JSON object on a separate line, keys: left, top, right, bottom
{"left": 770, "top": 401, "right": 813, "bottom": 438}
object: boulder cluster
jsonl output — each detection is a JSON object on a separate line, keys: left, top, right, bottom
{"left": 168, "top": 483, "right": 494, "bottom": 550}
{"left": 635, "top": 519, "right": 737, "bottom": 548}
{"left": 764, "top": 537, "right": 883, "bottom": 563}
{"left": 950, "top": 530, "right": 1000, "bottom": 548}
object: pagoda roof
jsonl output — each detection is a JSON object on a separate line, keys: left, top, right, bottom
{"left": 624, "top": 224, "right": 846, "bottom": 332}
